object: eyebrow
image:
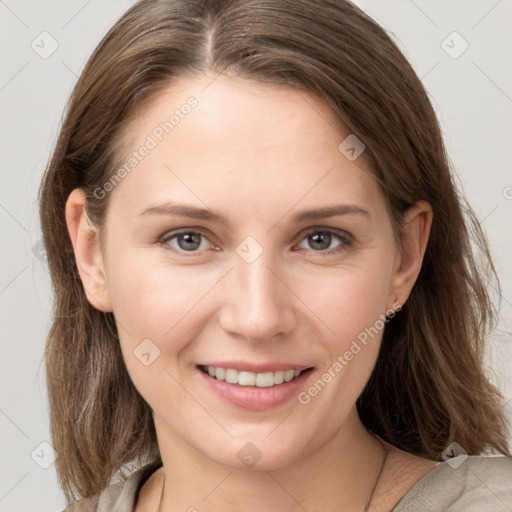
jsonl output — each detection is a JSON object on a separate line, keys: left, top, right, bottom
{"left": 137, "top": 201, "right": 370, "bottom": 225}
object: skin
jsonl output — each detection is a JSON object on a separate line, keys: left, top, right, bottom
{"left": 65, "top": 72, "right": 437, "bottom": 511}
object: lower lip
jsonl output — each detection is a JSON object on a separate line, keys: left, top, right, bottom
{"left": 197, "top": 366, "right": 314, "bottom": 411}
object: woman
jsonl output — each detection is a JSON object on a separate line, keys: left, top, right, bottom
{"left": 39, "top": 0, "right": 511, "bottom": 510}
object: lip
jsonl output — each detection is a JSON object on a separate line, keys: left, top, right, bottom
{"left": 198, "top": 361, "right": 312, "bottom": 373}
{"left": 196, "top": 365, "right": 315, "bottom": 411}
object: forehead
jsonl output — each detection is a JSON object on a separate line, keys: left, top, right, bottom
{"left": 109, "top": 73, "right": 386, "bottom": 221}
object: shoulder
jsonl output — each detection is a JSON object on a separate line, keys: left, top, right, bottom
{"left": 62, "top": 460, "right": 162, "bottom": 512}
{"left": 393, "top": 455, "right": 512, "bottom": 511}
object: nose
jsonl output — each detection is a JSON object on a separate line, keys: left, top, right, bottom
{"left": 218, "top": 248, "right": 296, "bottom": 343}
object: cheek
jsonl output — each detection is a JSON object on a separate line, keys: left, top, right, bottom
{"left": 301, "top": 262, "right": 392, "bottom": 396}
{"left": 304, "top": 262, "right": 392, "bottom": 341}
{"left": 107, "top": 252, "right": 222, "bottom": 356}
{"left": 106, "top": 254, "right": 219, "bottom": 410}
{"left": 109, "top": 246, "right": 392, "bottom": 353}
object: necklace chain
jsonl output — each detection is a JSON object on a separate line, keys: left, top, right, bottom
{"left": 362, "top": 435, "right": 389, "bottom": 511}
{"left": 157, "top": 434, "right": 388, "bottom": 512}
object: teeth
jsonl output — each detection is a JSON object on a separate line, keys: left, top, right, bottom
{"left": 204, "top": 366, "right": 305, "bottom": 387}
{"left": 225, "top": 369, "right": 238, "bottom": 384}
{"left": 238, "top": 371, "right": 256, "bottom": 386}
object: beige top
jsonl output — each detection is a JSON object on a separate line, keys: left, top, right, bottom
{"left": 65, "top": 455, "right": 512, "bottom": 511}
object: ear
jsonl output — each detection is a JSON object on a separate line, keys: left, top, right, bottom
{"left": 388, "top": 200, "right": 433, "bottom": 310}
{"left": 65, "top": 188, "right": 112, "bottom": 312}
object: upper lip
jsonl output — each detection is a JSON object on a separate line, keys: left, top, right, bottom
{"left": 199, "top": 361, "right": 314, "bottom": 373}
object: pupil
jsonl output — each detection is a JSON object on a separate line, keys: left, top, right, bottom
{"left": 179, "top": 233, "right": 200, "bottom": 250}
{"left": 310, "top": 232, "right": 330, "bottom": 250}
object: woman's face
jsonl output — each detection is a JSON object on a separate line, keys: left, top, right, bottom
{"left": 83, "top": 73, "right": 418, "bottom": 470}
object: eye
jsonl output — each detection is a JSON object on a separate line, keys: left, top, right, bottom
{"left": 296, "top": 228, "right": 351, "bottom": 255}
{"left": 159, "top": 229, "right": 214, "bottom": 255}
{"left": 158, "top": 227, "right": 352, "bottom": 257}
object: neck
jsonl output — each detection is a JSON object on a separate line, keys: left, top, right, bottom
{"left": 155, "top": 408, "right": 386, "bottom": 512}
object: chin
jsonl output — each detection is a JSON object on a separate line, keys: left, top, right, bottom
{"left": 196, "top": 431, "right": 314, "bottom": 472}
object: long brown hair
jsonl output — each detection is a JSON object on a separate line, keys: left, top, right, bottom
{"left": 38, "top": 0, "right": 510, "bottom": 505}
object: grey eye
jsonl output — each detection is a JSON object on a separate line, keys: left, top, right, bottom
{"left": 297, "top": 229, "right": 348, "bottom": 253}
{"left": 164, "top": 231, "right": 210, "bottom": 252}
{"left": 306, "top": 232, "right": 334, "bottom": 251}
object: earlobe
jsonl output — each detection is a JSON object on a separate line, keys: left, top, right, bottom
{"left": 65, "top": 188, "right": 113, "bottom": 312}
{"left": 388, "top": 200, "right": 433, "bottom": 309}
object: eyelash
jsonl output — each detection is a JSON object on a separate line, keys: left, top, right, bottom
{"left": 157, "top": 227, "right": 352, "bottom": 257}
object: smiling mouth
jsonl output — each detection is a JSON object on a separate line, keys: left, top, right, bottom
{"left": 198, "top": 365, "right": 314, "bottom": 388}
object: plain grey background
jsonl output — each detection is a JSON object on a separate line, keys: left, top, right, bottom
{"left": 1, "top": 1, "right": 511, "bottom": 510}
